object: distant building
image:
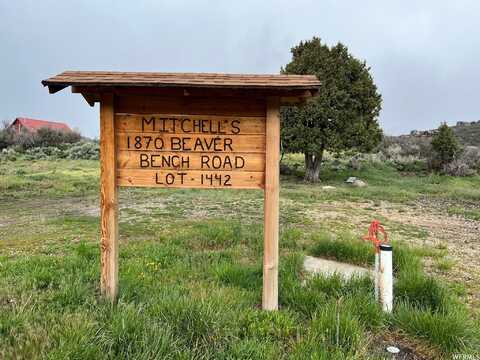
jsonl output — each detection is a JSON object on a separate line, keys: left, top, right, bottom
{"left": 9, "top": 117, "right": 71, "bottom": 134}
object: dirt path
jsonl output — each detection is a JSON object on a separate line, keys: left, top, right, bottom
{"left": 0, "top": 197, "right": 98, "bottom": 228}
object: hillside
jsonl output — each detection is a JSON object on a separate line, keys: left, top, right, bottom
{"left": 407, "top": 120, "right": 480, "bottom": 147}
{"left": 452, "top": 121, "right": 480, "bottom": 146}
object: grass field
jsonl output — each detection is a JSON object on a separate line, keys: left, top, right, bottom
{"left": 0, "top": 157, "right": 479, "bottom": 359}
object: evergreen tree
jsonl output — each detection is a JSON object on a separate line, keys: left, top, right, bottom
{"left": 281, "top": 37, "right": 382, "bottom": 182}
{"left": 431, "top": 123, "right": 461, "bottom": 167}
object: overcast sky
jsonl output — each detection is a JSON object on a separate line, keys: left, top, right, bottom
{"left": 1, "top": 1, "right": 479, "bottom": 138}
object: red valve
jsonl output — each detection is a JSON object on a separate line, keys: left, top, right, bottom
{"left": 363, "top": 220, "right": 388, "bottom": 253}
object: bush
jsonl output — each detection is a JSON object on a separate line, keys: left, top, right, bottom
{"left": 0, "top": 141, "right": 99, "bottom": 161}
{"left": 24, "top": 146, "right": 66, "bottom": 160}
{"left": 440, "top": 146, "right": 480, "bottom": 176}
{"left": 0, "top": 126, "right": 82, "bottom": 151}
{"left": 65, "top": 142, "right": 99, "bottom": 160}
{"left": 377, "top": 136, "right": 431, "bottom": 173}
{"left": 379, "top": 129, "right": 479, "bottom": 176}
{"left": 0, "top": 148, "right": 19, "bottom": 161}
{"left": 380, "top": 135, "right": 432, "bottom": 159}
{"left": 33, "top": 127, "right": 82, "bottom": 147}
{"left": 462, "top": 146, "right": 480, "bottom": 169}
{"left": 442, "top": 159, "right": 476, "bottom": 176}
{"left": 0, "top": 127, "right": 15, "bottom": 149}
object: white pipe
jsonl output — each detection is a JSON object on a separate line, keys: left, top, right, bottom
{"left": 374, "top": 252, "right": 379, "bottom": 301}
{"left": 379, "top": 244, "right": 393, "bottom": 313}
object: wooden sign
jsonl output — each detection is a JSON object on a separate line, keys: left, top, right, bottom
{"left": 42, "top": 71, "right": 320, "bottom": 311}
{"left": 115, "top": 114, "right": 266, "bottom": 189}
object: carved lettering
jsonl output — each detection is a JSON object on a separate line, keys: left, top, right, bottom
{"left": 117, "top": 114, "right": 266, "bottom": 188}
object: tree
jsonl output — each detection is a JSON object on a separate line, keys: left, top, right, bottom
{"left": 0, "top": 120, "right": 15, "bottom": 150}
{"left": 430, "top": 123, "right": 461, "bottom": 168}
{"left": 281, "top": 37, "right": 383, "bottom": 182}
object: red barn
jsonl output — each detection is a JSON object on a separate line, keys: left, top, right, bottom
{"left": 9, "top": 117, "right": 71, "bottom": 134}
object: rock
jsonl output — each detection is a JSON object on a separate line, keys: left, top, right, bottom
{"left": 303, "top": 256, "right": 372, "bottom": 279}
{"left": 321, "top": 186, "right": 336, "bottom": 190}
{"left": 346, "top": 177, "right": 367, "bottom": 187}
{"left": 386, "top": 346, "right": 400, "bottom": 354}
{"left": 352, "top": 179, "right": 367, "bottom": 187}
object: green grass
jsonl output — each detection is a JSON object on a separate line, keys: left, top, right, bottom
{"left": 310, "top": 231, "right": 373, "bottom": 266}
{"left": 0, "top": 159, "right": 99, "bottom": 200}
{"left": 393, "top": 303, "right": 479, "bottom": 354}
{"left": 282, "top": 153, "right": 480, "bottom": 204}
{"left": 0, "top": 158, "right": 479, "bottom": 358}
{"left": 307, "top": 229, "right": 479, "bottom": 356}
{"left": 435, "top": 257, "right": 456, "bottom": 272}
{"left": 447, "top": 206, "right": 480, "bottom": 221}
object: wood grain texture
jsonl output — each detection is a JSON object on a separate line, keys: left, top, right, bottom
{"left": 117, "top": 169, "right": 264, "bottom": 189}
{"left": 115, "top": 114, "right": 265, "bottom": 135}
{"left": 262, "top": 97, "right": 280, "bottom": 310}
{"left": 117, "top": 151, "right": 265, "bottom": 172}
{"left": 74, "top": 85, "right": 315, "bottom": 99}
{"left": 99, "top": 93, "right": 119, "bottom": 303}
{"left": 116, "top": 133, "right": 265, "bottom": 153}
{"left": 116, "top": 95, "right": 266, "bottom": 117}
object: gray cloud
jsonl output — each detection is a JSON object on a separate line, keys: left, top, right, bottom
{"left": 1, "top": 0, "right": 479, "bottom": 137}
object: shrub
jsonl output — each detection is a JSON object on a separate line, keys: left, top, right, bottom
{"left": 380, "top": 135, "right": 432, "bottom": 159}
{"left": 12, "top": 129, "right": 36, "bottom": 150}
{"left": 442, "top": 159, "right": 476, "bottom": 176}
{"left": 0, "top": 148, "right": 19, "bottom": 161}
{"left": 462, "top": 146, "right": 480, "bottom": 169}
{"left": 0, "top": 141, "right": 99, "bottom": 161}
{"left": 33, "top": 127, "right": 82, "bottom": 147}
{"left": 0, "top": 126, "right": 82, "bottom": 151}
{"left": 377, "top": 136, "right": 431, "bottom": 173}
{"left": 65, "top": 142, "right": 99, "bottom": 160}
{"left": 24, "top": 146, "right": 66, "bottom": 160}
{"left": 441, "top": 146, "right": 480, "bottom": 176}
{"left": 0, "top": 127, "right": 15, "bottom": 149}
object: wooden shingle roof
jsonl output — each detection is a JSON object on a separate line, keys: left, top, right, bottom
{"left": 42, "top": 71, "right": 321, "bottom": 93}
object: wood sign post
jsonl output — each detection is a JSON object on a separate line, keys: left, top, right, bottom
{"left": 42, "top": 71, "right": 320, "bottom": 310}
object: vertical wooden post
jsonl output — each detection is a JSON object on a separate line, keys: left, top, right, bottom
{"left": 263, "top": 97, "right": 280, "bottom": 310}
{"left": 99, "top": 93, "right": 119, "bottom": 303}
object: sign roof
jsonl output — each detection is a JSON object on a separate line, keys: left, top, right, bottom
{"left": 42, "top": 71, "right": 321, "bottom": 94}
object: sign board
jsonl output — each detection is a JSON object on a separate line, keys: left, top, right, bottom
{"left": 42, "top": 71, "right": 320, "bottom": 311}
{"left": 115, "top": 114, "right": 266, "bottom": 188}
